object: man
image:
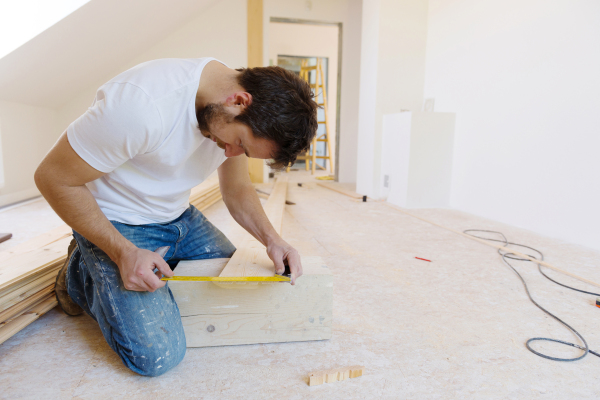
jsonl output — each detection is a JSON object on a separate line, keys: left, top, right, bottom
{"left": 34, "top": 57, "right": 318, "bottom": 376}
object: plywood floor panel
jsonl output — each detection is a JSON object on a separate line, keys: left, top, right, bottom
{"left": 1, "top": 171, "right": 599, "bottom": 398}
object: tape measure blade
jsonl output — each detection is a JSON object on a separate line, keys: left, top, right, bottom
{"left": 161, "top": 276, "right": 290, "bottom": 282}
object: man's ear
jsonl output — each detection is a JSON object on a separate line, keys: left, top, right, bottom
{"left": 225, "top": 92, "right": 252, "bottom": 113}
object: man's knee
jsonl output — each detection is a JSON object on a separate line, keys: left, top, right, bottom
{"left": 119, "top": 332, "right": 187, "bottom": 377}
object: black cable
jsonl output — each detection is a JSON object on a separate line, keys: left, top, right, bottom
{"left": 463, "top": 229, "right": 600, "bottom": 361}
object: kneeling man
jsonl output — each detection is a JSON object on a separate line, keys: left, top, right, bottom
{"left": 34, "top": 57, "right": 317, "bottom": 376}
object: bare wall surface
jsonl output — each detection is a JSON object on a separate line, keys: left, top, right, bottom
{"left": 356, "top": 0, "right": 429, "bottom": 197}
{"left": 0, "top": 0, "right": 221, "bottom": 108}
{"left": 424, "top": 0, "right": 600, "bottom": 251}
{"left": 0, "top": 101, "right": 57, "bottom": 206}
{"left": 0, "top": 0, "right": 246, "bottom": 206}
{"left": 57, "top": 0, "right": 247, "bottom": 134}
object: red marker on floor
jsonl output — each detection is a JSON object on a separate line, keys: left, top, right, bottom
{"left": 415, "top": 257, "right": 431, "bottom": 262}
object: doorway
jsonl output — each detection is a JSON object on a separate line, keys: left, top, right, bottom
{"left": 268, "top": 18, "right": 342, "bottom": 178}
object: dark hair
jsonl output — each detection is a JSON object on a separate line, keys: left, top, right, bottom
{"left": 235, "top": 66, "right": 318, "bottom": 169}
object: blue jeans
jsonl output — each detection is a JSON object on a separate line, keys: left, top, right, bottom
{"left": 66, "top": 206, "right": 236, "bottom": 376}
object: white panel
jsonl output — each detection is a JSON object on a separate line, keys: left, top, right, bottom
{"left": 381, "top": 112, "right": 412, "bottom": 207}
{"left": 355, "top": 0, "right": 380, "bottom": 196}
{"left": 407, "top": 112, "right": 455, "bottom": 208}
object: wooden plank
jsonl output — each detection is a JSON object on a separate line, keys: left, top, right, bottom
{"left": 0, "top": 224, "right": 71, "bottom": 264}
{"left": 170, "top": 256, "right": 333, "bottom": 347}
{"left": 189, "top": 174, "right": 220, "bottom": 200}
{"left": 317, "top": 182, "right": 363, "bottom": 199}
{"left": 308, "top": 366, "right": 364, "bottom": 386}
{"left": 191, "top": 191, "right": 222, "bottom": 211}
{"left": 0, "top": 237, "right": 71, "bottom": 292}
{"left": 260, "top": 175, "right": 287, "bottom": 235}
{"left": 0, "top": 296, "right": 57, "bottom": 345}
{"left": 0, "top": 275, "right": 56, "bottom": 311}
{"left": 0, "top": 289, "right": 54, "bottom": 324}
{"left": 0, "top": 267, "right": 58, "bottom": 299}
{"left": 218, "top": 176, "right": 288, "bottom": 279}
{"left": 190, "top": 188, "right": 220, "bottom": 206}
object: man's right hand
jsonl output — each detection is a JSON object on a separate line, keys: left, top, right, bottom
{"left": 115, "top": 248, "right": 174, "bottom": 292}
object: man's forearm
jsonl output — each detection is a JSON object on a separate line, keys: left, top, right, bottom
{"left": 221, "top": 182, "right": 279, "bottom": 247}
{"left": 36, "top": 181, "right": 134, "bottom": 262}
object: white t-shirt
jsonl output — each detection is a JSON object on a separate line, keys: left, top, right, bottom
{"left": 67, "top": 57, "right": 227, "bottom": 225}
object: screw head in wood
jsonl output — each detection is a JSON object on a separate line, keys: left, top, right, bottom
{"left": 207, "top": 325, "right": 215, "bottom": 332}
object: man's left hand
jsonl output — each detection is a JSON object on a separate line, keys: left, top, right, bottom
{"left": 266, "top": 237, "right": 302, "bottom": 285}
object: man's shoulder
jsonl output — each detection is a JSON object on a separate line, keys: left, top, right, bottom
{"left": 105, "top": 58, "right": 214, "bottom": 100}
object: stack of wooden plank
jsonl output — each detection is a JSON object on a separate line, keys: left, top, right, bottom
{"left": 0, "top": 225, "right": 72, "bottom": 344}
{"left": 0, "top": 176, "right": 222, "bottom": 345}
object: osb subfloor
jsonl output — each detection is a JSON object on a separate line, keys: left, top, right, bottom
{"left": 1, "top": 171, "right": 600, "bottom": 399}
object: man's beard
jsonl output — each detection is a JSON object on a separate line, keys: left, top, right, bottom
{"left": 196, "top": 102, "right": 231, "bottom": 150}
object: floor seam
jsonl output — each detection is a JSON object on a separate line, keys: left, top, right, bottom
{"left": 70, "top": 340, "right": 102, "bottom": 398}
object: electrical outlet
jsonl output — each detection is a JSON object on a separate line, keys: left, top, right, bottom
{"left": 383, "top": 175, "right": 389, "bottom": 188}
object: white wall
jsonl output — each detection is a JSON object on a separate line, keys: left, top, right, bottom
{"left": 268, "top": 22, "right": 339, "bottom": 173}
{"left": 265, "top": 0, "right": 362, "bottom": 182}
{"left": 356, "top": 0, "right": 430, "bottom": 197}
{"left": 382, "top": 111, "right": 455, "bottom": 208}
{"left": 0, "top": 101, "right": 57, "bottom": 206}
{"left": 0, "top": 0, "right": 246, "bottom": 207}
{"left": 424, "top": 0, "right": 600, "bottom": 251}
{"left": 58, "top": 0, "right": 247, "bottom": 134}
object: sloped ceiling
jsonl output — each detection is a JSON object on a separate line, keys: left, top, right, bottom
{"left": 0, "top": 0, "right": 220, "bottom": 108}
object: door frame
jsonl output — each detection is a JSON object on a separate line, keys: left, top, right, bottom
{"left": 269, "top": 17, "right": 343, "bottom": 180}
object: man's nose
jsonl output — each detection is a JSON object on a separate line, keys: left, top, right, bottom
{"left": 224, "top": 143, "right": 245, "bottom": 157}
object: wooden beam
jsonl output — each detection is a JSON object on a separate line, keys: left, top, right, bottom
{"left": 218, "top": 175, "right": 288, "bottom": 280}
{"left": 247, "top": 0, "right": 265, "bottom": 183}
{"left": 170, "top": 255, "right": 333, "bottom": 347}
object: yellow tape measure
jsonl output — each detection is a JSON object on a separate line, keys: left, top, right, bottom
{"left": 161, "top": 276, "right": 291, "bottom": 282}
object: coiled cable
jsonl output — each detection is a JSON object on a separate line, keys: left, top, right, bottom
{"left": 463, "top": 229, "right": 600, "bottom": 362}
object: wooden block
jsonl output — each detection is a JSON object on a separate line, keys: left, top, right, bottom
{"left": 349, "top": 365, "right": 364, "bottom": 378}
{"left": 170, "top": 256, "right": 332, "bottom": 347}
{"left": 308, "top": 366, "right": 364, "bottom": 386}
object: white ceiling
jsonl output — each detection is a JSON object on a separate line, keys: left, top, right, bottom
{"left": 0, "top": 0, "right": 219, "bottom": 108}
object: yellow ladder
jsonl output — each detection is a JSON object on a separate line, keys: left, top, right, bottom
{"left": 289, "top": 58, "right": 334, "bottom": 174}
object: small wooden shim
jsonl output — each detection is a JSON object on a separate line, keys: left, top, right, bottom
{"left": 308, "top": 366, "right": 364, "bottom": 386}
